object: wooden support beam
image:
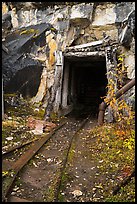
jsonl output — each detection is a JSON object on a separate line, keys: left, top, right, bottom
{"left": 66, "top": 40, "right": 103, "bottom": 50}
{"left": 64, "top": 51, "right": 105, "bottom": 58}
{"left": 2, "top": 78, "right": 4, "bottom": 120}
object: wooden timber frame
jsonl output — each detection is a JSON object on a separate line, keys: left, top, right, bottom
{"left": 53, "top": 38, "right": 119, "bottom": 117}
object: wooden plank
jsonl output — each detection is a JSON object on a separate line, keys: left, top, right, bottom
{"left": 67, "top": 40, "right": 103, "bottom": 50}
{"left": 64, "top": 51, "right": 105, "bottom": 58}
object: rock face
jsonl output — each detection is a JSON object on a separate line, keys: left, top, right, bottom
{"left": 92, "top": 3, "right": 116, "bottom": 26}
{"left": 119, "top": 10, "right": 135, "bottom": 47}
{"left": 2, "top": 23, "right": 53, "bottom": 98}
{"left": 70, "top": 3, "right": 94, "bottom": 27}
{"left": 2, "top": 2, "right": 135, "bottom": 120}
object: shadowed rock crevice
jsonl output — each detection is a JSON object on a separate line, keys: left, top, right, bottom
{"left": 5, "top": 65, "right": 43, "bottom": 98}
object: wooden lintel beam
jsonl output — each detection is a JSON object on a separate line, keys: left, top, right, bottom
{"left": 67, "top": 40, "right": 103, "bottom": 50}
{"left": 64, "top": 51, "right": 105, "bottom": 58}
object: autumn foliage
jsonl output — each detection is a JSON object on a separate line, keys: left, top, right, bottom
{"left": 104, "top": 53, "right": 135, "bottom": 130}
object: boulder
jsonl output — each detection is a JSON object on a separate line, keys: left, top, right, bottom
{"left": 70, "top": 3, "right": 94, "bottom": 27}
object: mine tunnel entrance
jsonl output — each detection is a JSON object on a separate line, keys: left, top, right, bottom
{"left": 61, "top": 55, "right": 108, "bottom": 117}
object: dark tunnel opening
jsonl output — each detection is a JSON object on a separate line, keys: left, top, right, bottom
{"left": 61, "top": 56, "right": 108, "bottom": 117}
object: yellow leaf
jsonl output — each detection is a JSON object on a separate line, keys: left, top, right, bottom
{"left": 128, "top": 145, "right": 132, "bottom": 150}
{"left": 2, "top": 171, "right": 9, "bottom": 176}
{"left": 118, "top": 57, "right": 124, "bottom": 62}
{"left": 51, "top": 27, "right": 56, "bottom": 31}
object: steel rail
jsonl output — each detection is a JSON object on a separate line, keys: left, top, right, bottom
{"left": 2, "top": 115, "right": 91, "bottom": 202}
{"left": 2, "top": 137, "right": 41, "bottom": 156}
{"left": 2, "top": 121, "right": 66, "bottom": 202}
{"left": 55, "top": 114, "right": 91, "bottom": 201}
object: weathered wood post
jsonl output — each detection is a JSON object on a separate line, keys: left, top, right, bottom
{"left": 105, "top": 45, "right": 118, "bottom": 123}
{"left": 54, "top": 51, "right": 64, "bottom": 113}
{"left": 44, "top": 51, "right": 64, "bottom": 120}
{"left": 2, "top": 77, "right": 4, "bottom": 120}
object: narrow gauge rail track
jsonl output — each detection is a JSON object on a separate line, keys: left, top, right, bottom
{"left": 2, "top": 114, "right": 91, "bottom": 202}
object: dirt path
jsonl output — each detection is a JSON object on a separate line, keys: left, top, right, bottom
{"left": 58, "top": 118, "right": 105, "bottom": 202}
{"left": 6, "top": 115, "right": 97, "bottom": 202}
{"left": 3, "top": 113, "right": 135, "bottom": 202}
